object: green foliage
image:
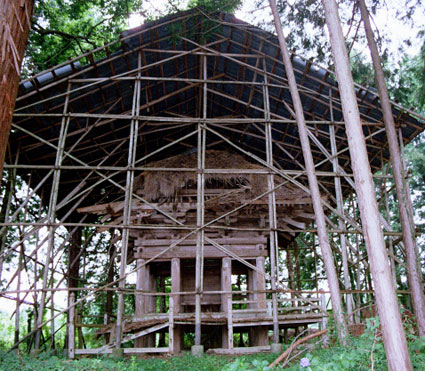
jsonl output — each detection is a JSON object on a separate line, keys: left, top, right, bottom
{"left": 187, "top": 0, "right": 242, "bottom": 14}
{"left": 222, "top": 358, "right": 270, "bottom": 371}
{"left": 26, "top": 0, "right": 143, "bottom": 74}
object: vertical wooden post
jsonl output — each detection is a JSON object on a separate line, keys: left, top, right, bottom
{"left": 168, "top": 296, "right": 174, "bottom": 353}
{"left": 227, "top": 294, "right": 233, "bottom": 350}
{"left": 254, "top": 256, "right": 268, "bottom": 346}
{"left": 135, "top": 259, "right": 154, "bottom": 347}
{"left": 135, "top": 259, "right": 146, "bottom": 318}
{"left": 14, "top": 244, "right": 23, "bottom": 344}
{"left": 221, "top": 257, "right": 232, "bottom": 348}
{"left": 68, "top": 293, "right": 75, "bottom": 359}
{"left": 269, "top": 0, "right": 347, "bottom": 344}
{"left": 0, "top": 0, "right": 33, "bottom": 181}
{"left": 171, "top": 258, "right": 181, "bottom": 313}
{"left": 50, "top": 259, "right": 55, "bottom": 349}
{"left": 322, "top": 0, "right": 412, "bottom": 368}
{"left": 171, "top": 257, "right": 181, "bottom": 352}
{"left": 320, "top": 293, "right": 329, "bottom": 346}
{"left": 359, "top": 0, "right": 425, "bottom": 336}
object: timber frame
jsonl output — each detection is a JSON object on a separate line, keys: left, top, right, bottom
{"left": 1, "top": 9, "right": 424, "bottom": 355}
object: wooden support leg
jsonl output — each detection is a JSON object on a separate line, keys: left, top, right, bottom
{"left": 68, "top": 293, "right": 75, "bottom": 359}
{"left": 135, "top": 259, "right": 152, "bottom": 348}
{"left": 221, "top": 257, "right": 232, "bottom": 348}
{"left": 252, "top": 256, "right": 269, "bottom": 346}
{"left": 171, "top": 258, "right": 181, "bottom": 353}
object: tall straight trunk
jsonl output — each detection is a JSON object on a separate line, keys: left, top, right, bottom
{"left": 321, "top": 0, "right": 412, "bottom": 369}
{"left": 358, "top": 0, "right": 425, "bottom": 337}
{"left": 0, "top": 0, "right": 33, "bottom": 179}
{"left": 269, "top": 0, "right": 348, "bottom": 345}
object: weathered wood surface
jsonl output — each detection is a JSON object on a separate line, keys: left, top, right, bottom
{"left": 0, "top": 0, "right": 33, "bottom": 178}
{"left": 135, "top": 245, "right": 268, "bottom": 259}
{"left": 207, "top": 345, "right": 271, "bottom": 355}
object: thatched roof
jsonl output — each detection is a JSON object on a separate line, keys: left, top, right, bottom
{"left": 136, "top": 150, "right": 309, "bottom": 203}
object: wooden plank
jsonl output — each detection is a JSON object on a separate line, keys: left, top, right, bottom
{"left": 207, "top": 345, "right": 271, "bottom": 355}
{"left": 135, "top": 245, "right": 268, "bottom": 259}
{"left": 138, "top": 237, "right": 267, "bottom": 246}
{"left": 123, "top": 347, "right": 169, "bottom": 354}
{"left": 74, "top": 347, "right": 169, "bottom": 355}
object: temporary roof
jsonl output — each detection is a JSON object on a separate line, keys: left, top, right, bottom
{"left": 10, "top": 8, "right": 425, "bottom": 219}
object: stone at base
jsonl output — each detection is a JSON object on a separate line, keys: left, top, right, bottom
{"left": 270, "top": 343, "right": 283, "bottom": 354}
{"left": 30, "top": 349, "right": 42, "bottom": 357}
{"left": 111, "top": 348, "right": 124, "bottom": 358}
{"left": 191, "top": 345, "right": 204, "bottom": 357}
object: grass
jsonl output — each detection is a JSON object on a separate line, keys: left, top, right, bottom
{"left": 0, "top": 319, "right": 424, "bottom": 370}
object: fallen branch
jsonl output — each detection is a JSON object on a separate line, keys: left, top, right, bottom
{"left": 269, "top": 329, "right": 328, "bottom": 368}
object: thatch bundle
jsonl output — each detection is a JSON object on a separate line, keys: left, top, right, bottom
{"left": 135, "top": 150, "right": 309, "bottom": 203}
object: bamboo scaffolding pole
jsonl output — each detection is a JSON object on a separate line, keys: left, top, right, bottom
{"left": 34, "top": 82, "right": 71, "bottom": 350}
{"left": 381, "top": 159, "right": 398, "bottom": 286}
{"left": 183, "top": 34, "right": 388, "bottom": 128}
{"left": 262, "top": 60, "right": 280, "bottom": 344}
{"left": 322, "top": 0, "right": 412, "bottom": 368}
{"left": 329, "top": 92, "right": 353, "bottom": 323}
{"left": 15, "top": 38, "right": 229, "bottom": 114}
{"left": 115, "top": 51, "right": 141, "bottom": 349}
{"left": 206, "top": 15, "right": 425, "bottom": 124}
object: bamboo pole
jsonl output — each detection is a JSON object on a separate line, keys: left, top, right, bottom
{"left": 263, "top": 59, "right": 280, "bottom": 344}
{"left": 115, "top": 51, "right": 141, "bottom": 349}
{"left": 269, "top": 0, "right": 347, "bottom": 344}
{"left": 34, "top": 82, "right": 71, "bottom": 350}
{"left": 358, "top": 0, "right": 425, "bottom": 336}
{"left": 329, "top": 92, "right": 353, "bottom": 323}
{"left": 321, "top": 0, "right": 412, "bottom": 369}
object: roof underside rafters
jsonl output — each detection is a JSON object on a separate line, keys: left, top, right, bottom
{"left": 9, "top": 9, "right": 425, "bottom": 220}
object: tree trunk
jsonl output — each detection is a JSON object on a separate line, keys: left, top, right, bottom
{"left": 269, "top": 0, "right": 348, "bottom": 345}
{"left": 358, "top": 0, "right": 425, "bottom": 337}
{"left": 0, "top": 0, "right": 33, "bottom": 179}
{"left": 321, "top": 0, "right": 412, "bottom": 369}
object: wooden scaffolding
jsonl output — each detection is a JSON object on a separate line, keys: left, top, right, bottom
{"left": 1, "top": 9, "right": 424, "bottom": 356}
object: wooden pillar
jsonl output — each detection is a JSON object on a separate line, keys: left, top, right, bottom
{"left": 0, "top": 0, "right": 33, "bottom": 180}
{"left": 135, "top": 259, "right": 155, "bottom": 348}
{"left": 253, "top": 256, "right": 268, "bottom": 346}
{"left": 322, "top": 0, "right": 412, "bottom": 368}
{"left": 68, "top": 293, "right": 75, "bottom": 359}
{"left": 171, "top": 258, "right": 181, "bottom": 352}
{"left": 221, "top": 257, "right": 231, "bottom": 348}
{"left": 104, "top": 236, "right": 115, "bottom": 344}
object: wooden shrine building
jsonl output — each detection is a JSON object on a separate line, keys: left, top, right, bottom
{"left": 3, "top": 8, "right": 425, "bottom": 356}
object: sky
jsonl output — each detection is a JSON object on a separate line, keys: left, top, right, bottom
{"left": 129, "top": 0, "right": 423, "bottom": 61}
